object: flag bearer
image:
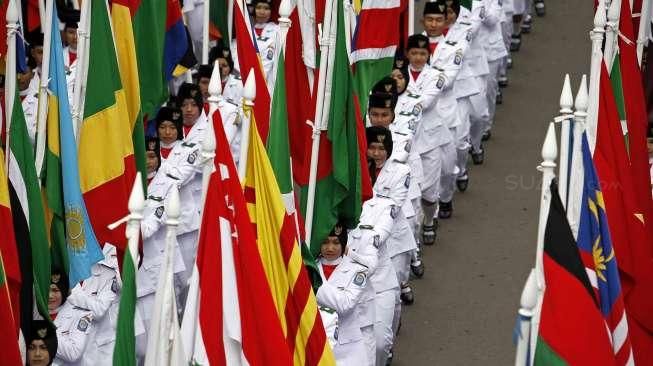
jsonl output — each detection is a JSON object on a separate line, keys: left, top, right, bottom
{"left": 49, "top": 269, "right": 69, "bottom": 320}
{"left": 155, "top": 106, "right": 183, "bottom": 166}
{"left": 145, "top": 137, "right": 161, "bottom": 185}
{"left": 404, "top": 34, "right": 455, "bottom": 244}
{"left": 316, "top": 226, "right": 379, "bottom": 366}
{"left": 18, "top": 66, "right": 38, "bottom": 147}
{"left": 195, "top": 64, "right": 213, "bottom": 113}
{"left": 62, "top": 12, "right": 80, "bottom": 110}
{"left": 209, "top": 45, "right": 243, "bottom": 104}
{"left": 27, "top": 320, "right": 58, "bottom": 366}
{"left": 250, "top": 0, "right": 280, "bottom": 90}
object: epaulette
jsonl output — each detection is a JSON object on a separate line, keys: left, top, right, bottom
{"left": 359, "top": 224, "right": 374, "bottom": 230}
{"left": 181, "top": 142, "right": 196, "bottom": 148}
{"left": 459, "top": 21, "right": 471, "bottom": 25}
{"left": 407, "top": 93, "right": 420, "bottom": 99}
{"left": 234, "top": 75, "right": 242, "bottom": 80}
{"left": 148, "top": 195, "right": 163, "bottom": 202}
{"left": 394, "top": 131, "right": 408, "bottom": 136}
{"left": 319, "top": 306, "right": 336, "bottom": 314}
{"left": 225, "top": 98, "right": 239, "bottom": 107}
{"left": 446, "top": 40, "right": 457, "bottom": 46}
{"left": 432, "top": 65, "right": 445, "bottom": 72}
{"left": 166, "top": 173, "right": 180, "bottom": 180}
{"left": 398, "top": 111, "right": 414, "bottom": 116}
{"left": 73, "top": 306, "right": 91, "bottom": 311}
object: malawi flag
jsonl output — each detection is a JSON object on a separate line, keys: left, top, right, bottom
{"left": 78, "top": 0, "right": 137, "bottom": 250}
{"left": 7, "top": 89, "right": 51, "bottom": 320}
{"left": 45, "top": 2, "right": 103, "bottom": 287}
{"left": 301, "top": 0, "right": 372, "bottom": 257}
{"left": 534, "top": 181, "right": 617, "bottom": 365}
{"left": 244, "top": 102, "right": 336, "bottom": 364}
{"left": 0, "top": 147, "right": 21, "bottom": 336}
{"left": 352, "top": 0, "right": 406, "bottom": 115}
{"left": 181, "top": 111, "right": 292, "bottom": 365}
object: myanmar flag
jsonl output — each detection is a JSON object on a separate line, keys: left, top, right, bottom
{"left": 245, "top": 104, "right": 336, "bottom": 365}
{"left": 534, "top": 181, "right": 616, "bottom": 365}
{"left": 78, "top": 0, "right": 137, "bottom": 249}
{"left": 302, "top": 0, "right": 372, "bottom": 257}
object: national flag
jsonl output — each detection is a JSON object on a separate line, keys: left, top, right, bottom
{"left": 234, "top": 0, "right": 272, "bottom": 142}
{"left": 7, "top": 89, "right": 51, "bottom": 320}
{"left": 301, "top": 0, "right": 372, "bottom": 257}
{"left": 0, "top": 237, "right": 22, "bottom": 365}
{"left": 25, "top": 0, "right": 40, "bottom": 32}
{"left": 576, "top": 134, "right": 633, "bottom": 364}
{"left": 164, "top": 0, "right": 195, "bottom": 80}
{"left": 0, "top": 147, "right": 21, "bottom": 336}
{"left": 533, "top": 180, "right": 616, "bottom": 365}
{"left": 209, "top": 0, "right": 229, "bottom": 40}
{"left": 593, "top": 62, "right": 653, "bottom": 364}
{"left": 245, "top": 90, "right": 336, "bottom": 363}
{"left": 46, "top": 2, "right": 103, "bottom": 287}
{"left": 352, "top": 0, "right": 406, "bottom": 115}
{"left": 78, "top": 0, "right": 137, "bottom": 249}
{"left": 181, "top": 111, "right": 292, "bottom": 365}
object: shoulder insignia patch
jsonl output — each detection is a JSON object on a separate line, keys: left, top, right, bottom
{"left": 466, "top": 30, "right": 473, "bottom": 42}
{"left": 77, "top": 317, "right": 90, "bottom": 332}
{"left": 334, "top": 325, "right": 339, "bottom": 340}
{"left": 412, "top": 103, "right": 423, "bottom": 116}
{"left": 408, "top": 118, "right": 417, "bottom": 131}
{"left": 187, "top": 149, "right": 199, "bottom": 164}
{"left": 353, "top": 271, "right": 367, "bottom": 287}
{"left": 404, "top": 140, "right": 413, "bottom": 153}
{"left": 390, "top": 205, "right": 399, "bottom": 219}
{"left": 404, "top": 175, "right": 411, "bottom": 189}
{"left": 266, "top": 48, "right": 274, "bottom": 60}
{"left": 111, "top": 278, "right": 119, "bottom": 294}
{"left": 373, "top": 234, "right": 381, "bottom": 249}
{"left": 436, "top": 75, "right": 446, "bottom": 90}
{"left": 454, "top": 49, "right": 463, "bottom": 65}
{"left": 155, "top": 206, "right": 164, "bottom": 219}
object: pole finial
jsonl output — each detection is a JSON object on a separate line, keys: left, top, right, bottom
{"left": 243, "top": 69, "right": 257, "bottom": 103}
{"left": 519, "top": 269, "right": 538, "bottom": 312}
{"left": 542, "top": 122, "right": 558, "bottom": 163}
{"left": 207, "top": 60, "right": 223, "bottom": 101}
{"left": 559, "top": 74, "right": 574, "bottom": 114}
{"left": 166, "top": 184, "right": 181, "bottom": 221}
{"left": 6, "top": 0, "right": 18, "bottom": 24}
{"left": 594, "top": 0, "right": 607, "bottom": 30}
{"left": 574, "top": 74, "right": 589, "bottom": 113}
{"left": 128, "top": 172, "right": 145, "bottom": 216}
{"left": 279, "top": 0, "right": 293, "bottom": 19}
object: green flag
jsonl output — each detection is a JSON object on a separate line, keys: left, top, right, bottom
{"left": 113, "top": 241, "right": 137, "bottom": 366}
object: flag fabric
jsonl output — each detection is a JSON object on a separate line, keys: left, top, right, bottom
{"left": 181, "top": 111, "right": 292, "bottom": 365}
{"left": 144, "top": 216, "right": 185, "bottom": 365}
{"left": 234, "top": 0, "right": 272, "bottom": 142}
{"left": 46, "top": 3, "right": 103, "bottom": 287}
{"left": 112, "top": 0, "right": 148, "bottom": 191}
{"left": 301, "top": 0, "right": 372, "bottom": 257}
{"left": 576, "top": 134, "right": 633, "bottom": 365}
{"left": 209, "top": 0, "right": 229, "bottom": 40}
{"left": 0, "top": 240, "right": 22, "bottom": 365}
{"left": 245, "top": 94, "right": 336, "bottom": 364}
{"left": 533, "top": 180, "right": 616, "bottom": 365}
{"left": 593, "top": 63, "right": 653, "bottom": 364}
{"left": 164, "top": 0, "right": 192, "bottom": 80}
{"left": 352, "top": 0, "right": 406, "bottom": 115}
{"left": 78, "top": 0, "right": 137, "bottom": 250}
{"left": 7, "top": 90, "right": 51, "bottom": 320}
{"left": 113, "top": 232, "right": 138, "bottom": 366}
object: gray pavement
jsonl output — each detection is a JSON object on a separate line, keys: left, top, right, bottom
{"left": 393, "top": 2, "right": 592, "bottom": 364}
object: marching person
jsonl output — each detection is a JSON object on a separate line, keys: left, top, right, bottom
{"left": 250, "top": 0, "right": 280, "bottom": 91}
{"left": 209, "top": 44, "right": 243, "bottom": 104}
{"left": 49, "top": 269, "right": 70, "bottom": 320}
{"left": 195, "top": 64, "right": 213, "bottom": 113}
{"left": 145, "top": 137, "right": 161, "bottom": 185}
{"left": 62, "top": 12, "right": 80, "bottom": 110}
{"left": 27, "top": 320, "right": 58, "bottom": 366}
{"left": 18, "top": 66, "right": 38, "bottom": 147}
{"left": 154, "top": 106, "right": 183, "bottom": 165}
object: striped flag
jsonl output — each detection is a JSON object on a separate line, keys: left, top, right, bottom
{"left": 46, "top": 2, "right": 103, "bottom": 287}
{"left": 576, "top": 134, "right": 633, "bottom": 364}
{"left": 181, "top": 111, "right": 292, "bottom": 365}
{"left": 244, "top": 100, "right": 336, "bottom": 364}
{"left": 79, "top": 0, "right": 137, "bottom": 250}
{"left": 113, "top": 222, "right": 139, "bottom": 366}
{"left": 352, "top": 0, "right": 406, "bottom": 114}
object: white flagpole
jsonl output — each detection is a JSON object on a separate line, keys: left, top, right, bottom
{"left": 38, "top": 0, "right": 46, "bottom": 36}
{"left": 557, "top": 74, "right": 573, "bottom": 208}
{"left": 126, "top": 172, "right": 145, "bottom": 265}
{"left": 586, "top": 0, "right": 607, "bottom": 153}
{"left": 636, "top": 0, "right": 651, "bottom": 64}
{"left": 566, "top": 75, "right": 589, "bottom": 239}
{"left": 237, "top": 70, "right": 256, "bottom": 181}
{"left": 72, "top": 0, "right": 91, "bottom": 142}
{"left": 202, "top": 0, "right": 210, "bottom": 64}
{"left": 304, "top": 0, "right": 337, "bottom": 248}
{"left": 34, "top": 0, "right": 54, "bottom": 178}
{"left": 5, "top": 0, "right": 19, "bottom": 171}
{"left": 604, "top": 0, "right": 621, "bottom": 71}
{"left": 514, "top": 269, "right": 537, "bottom": 366}
{"left": 528, "top": 122, "right": 558, "bottom": 365}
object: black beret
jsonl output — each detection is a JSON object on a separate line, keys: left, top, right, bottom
{"left": 197, "top": 64, "right": 214, "bottom": 80}
{"left": 177, "top": 82, "right": 204, "bottom": 108}
{"left": 446, "top": 0, "right": 461, "bottom": 16}
{"left": 27, "top": 320, "right": 58, "bottom": 364}
{"left": 327, "top": 221, "right": 348, "bottom": 248}
{"left": 368, "top": 92, "right": 396, "bottom": 110}
{"left": 406, "top": 34, "right": 430, "bottom": 52}
{"left": 50, "top": 268, "right": 69, "bottom": 305}
{"left": 366, "top": 126, "right": 393, "bottom": 158}
{"left": 372, "top": 76, "right": 398, "bottom": 96}
{"left": 423, "top": 0, "right": 448, "bottom": 16}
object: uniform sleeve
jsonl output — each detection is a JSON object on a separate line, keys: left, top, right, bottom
{"left": 483, "top": 0, "right": 503, "bottom": 27}
{"left": 55, "top": 315, "right": 94, "bottom": 362}
{"left": 416, "top": 72, "right": 445, "bottom": 111}
{"left": 316, "top": 266, "right": 370, "bottom": 315}
{"left": 67, "top": 278, "right": 117, "bottom": 319}
{"left": 141, "top": 204, "right": 165, "bottom": 240}
{"left": 163, "top": 148, "right": 201, "bottom": 187}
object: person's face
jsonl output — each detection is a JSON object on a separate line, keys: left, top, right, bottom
{"left": 368, "top": 107, "right": 394, "bottom": 128}
{"left": 647, "top": 138, "right": 653, "bottom": 155}
{"left": 17, "top": 68, "right": 34, "bottom": 91}
{"left": 407, "top": 48, "right": 429, "bottom": 70}
{"left": 27, "top": 340, "right": 50, "bottom": 366}
{"left": 320, "top": 236, "right": 343, "bottom": 261}
{"left": 146, "top": 151, "right": 159, "bottom": 174}
{"left": 422, "top": 14, "right": 447, "bottom": 37}
{"left": 199, "top": 77, "right": 210, "bottom": 99}
{"left": 445, "top": 7, "right": 457, "bottom": 25}
{"left": 48, "top": 284, "right": 62, "bottom": 311}
{"left": 218, "top": 58, "right": 231, "bottom": 78}
{"left": 391, "top": 69, "right": 407, "bottom": 94}
{"left": 367, "top": 141, "right": 388, "bottom": 168}
{"left": 31, "top": 46, "right": 43, "bottom": 67}
{"left": 181, "top": 99, "right": 201, "bottom": 126}
{"left": 254, "top": 3, "right": 272, "bottom": 24}
{"left": 64, "top": 27, "right": 78, "bottom": 49}
{"left": 158, "top": 120, "right": 179, "bottom": 145}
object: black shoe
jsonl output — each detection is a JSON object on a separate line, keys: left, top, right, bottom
{"left": 401, "top": 287, "right": 415, "bottom": 305}
{"left": 521, "top": 16, "right": 532, "bottom": 33}
{"left": 482, "top": 130, "right": 492, "bottom": 141}
{"left": 507, "top": 56, "right": 513, "bottom": 69}
{"left": 422, "top": 220, "right": 438, "bottom": 245}
{"left": 386, "top": 350, "right": 393, "bottom": 366}
{"left": 495, "top": 91, "right": 503, "bottom": 105}
{"left": 472, "top": 149, "right": 485, "bottom": 165}
{"left": 510, "top": 34, "right": 521, "bottom": 52}
{"left": 411, "top": 261, "right": 425, "bottom": 278}
{"left": 535, "top": 0, "right": 545, "bottom": 16}
{"left": 456, "top": 176, "right": 469, "bottom": 192}
{"left": 498, "top": 77, "right": 508, "bottom": 88}
{"left": 438, "top": 201, "right": 453, "bottom": 219}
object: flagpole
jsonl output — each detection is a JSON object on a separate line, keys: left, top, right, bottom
{"left": 72, "top": 0, "right": 91, "bottom": 142}
{"left": 604, "top": 0, "right": 621, "bottom": 71}
{"left": 557, "top": 74, "right": 573, "bottom": 209}
{"left": 636, "top": 0, "right": 651, "bottom": 64}
{"left": 586, "top": 0, "right": 607, "bottom": 153}
{"left": 529, "top": 122, "right": 558, "bottom": 364}
{"left": 304, "top": 0, "right": 337, "bottom": 248}
{"left": 238, "top": 70, "right": 256, "bottom": 181}
{"left": 202, "top": 0, "right": 210, "bottom": 64}
{"left": 199, "top": 62, "right": 220, "bottom": 213}
{"left": 4, "top": 0, "right": 19, "bottom": 172}
{"left": 514, "top": 269, "right": 536, "bottom": 366}
{"left": 566, "top": 74, "right": 589, "bottom": 239}
{"left": 35, "top": 0, "right": 54, "bottom": 178}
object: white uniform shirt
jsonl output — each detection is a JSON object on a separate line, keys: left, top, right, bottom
{"left": 222, "top": 73, "right": 243, "bottom": 105}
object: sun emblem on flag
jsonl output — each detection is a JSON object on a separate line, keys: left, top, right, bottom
{"left": 65, "top": 206, "right": 86, "bottom": 252}
{"left": 592, "top": 237, "right": 614, "bottom": 282}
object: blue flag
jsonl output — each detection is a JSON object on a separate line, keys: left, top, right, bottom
{"left": 48, "top": 4, "right": 103, "bottom": 287}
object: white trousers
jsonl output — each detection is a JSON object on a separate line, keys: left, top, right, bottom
{"left": 375, "top": 290, "right": 398, "bottom": 366}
